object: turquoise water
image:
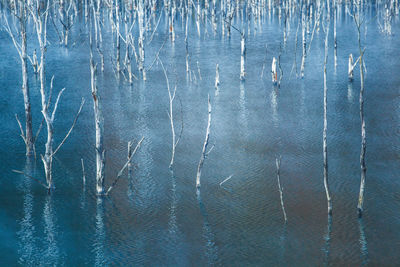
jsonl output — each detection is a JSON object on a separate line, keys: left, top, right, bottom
{"left": 0, "top": 1, "right": 399, "bottom": 265}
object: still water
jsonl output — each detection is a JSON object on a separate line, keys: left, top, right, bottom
{"left": 0, "top": 2, "right": 399, "bottom": 266}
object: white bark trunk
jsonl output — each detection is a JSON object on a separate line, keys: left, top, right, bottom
{"left": 271, "top": 57, "right": 277, "bottom": 84}
{"left": 90, "top": 18, "right": 105, "bottom": 195}
{"left": 20, "top": 3, "right": 34, "bottom": 156}
{"left": 240, "top": 33, "right": 245, "bottom": 80}
{"left": 357, "top": 27, "right": 367, "bottom": 218}
{"left": 323, "top": 5, "right": 332, "bottom": 215}
{"left": 215, "top": 63, "right": 220, "bottom": 89}
{"left": 300, "top": 5, "right": 307, "bottom": 78}
{"left": 196, "top": 95, "right": 212, "bottom": 189}
{"left": 138, "top": 0, "right": 146, "bottom": 80}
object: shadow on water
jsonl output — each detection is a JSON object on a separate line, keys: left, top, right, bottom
{"left": 239, "top": 81, "right": 249, "bottom": 135}
{"left": 359, "top": 218, "right": 369, "bottom": 266}
{"left": 270, "top": 86, "right": 279, "bottom": 128}
{"left": 17, "top": 157, "right": 36, "bottom": 265}
{"left": 93, "top": 198, "right": 106, "bottom": 266}
{"left": 42, "top": 194, "right": 61, "bottom": 265}
{"left": 278, "top": 223, "right": 288, "bottom": 266}
{"left": 347, "top": 82, "right": 354, "bottom": 103}
{"left": 164, "top": 168, "right": 184, "bottom": 265}
{"left": 168, "top": 169, "right": 179, "bottom": 240}
{"left": 196, "top": 189, "right": 218, "bottom": 265}
{"left": 322, "top": 215, "right": 332, "bottom": 267}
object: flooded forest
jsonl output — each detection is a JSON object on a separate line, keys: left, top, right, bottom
{"left": 0, "top": 0, "right": 399, "bottom": 265}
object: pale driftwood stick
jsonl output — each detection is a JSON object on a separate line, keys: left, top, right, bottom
{"left": 215, "top": 63, "right": 220, "bottom": 89}
{"left": 12, "top": 169, "right": 49, "bottom": 189}
{"left": 323, "top": 8, "right": 332, "bottom": 216}
{"left": 219, "top": 174, "right": 233, "bottom": 187}
{"left": 105, "top": 137, "right": 144, "bottom": 195}
{"left": 51, "top": 97, "right": 85, "bottom": 157}
{"left": 276, "top": 157, "right": 287, "bottom": 223}
{"left": 81, "top": 158, "right": 86, "bottom": 186}
{"left": 196, "top": 94, "right": 212, "bottom": 189}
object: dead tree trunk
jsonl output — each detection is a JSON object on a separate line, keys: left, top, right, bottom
{"left": 90, "top": 25, "right": 105, "bottom": 195}
{"left": 185, "top": 13, "right": 189, "bottom": 73}
{"left": 30, "top": 0, "right": 84, "bottom": 191}
{"left": 4, "top": 1, "right": 34, "bottom": 156}
{"left": 348, "top": 53, "right": 359, "bottom": 81}
{"left": 196, "top": 94, "right": 212, "bottom": 190}
{"left": 158, "top": 59, "right": 182, "bottom": 168}
{"left": 300, "top": 5, "right": 307, "bottom": 78}
{"left": 276, "top": 157, "right": 287, "bottom": 223}
{"left": 138, "top": 0, "right": 146, "bottom": 80}
{"left": 323, "top": 3, "right": 332, "bottom": 215}
{"left": 115, "top": 0, "right": 121, "bottom": 73}
{"left": 240, "top": 33, "right": 246, "bottom": 80}
{"left": 19, "top": 2, "right": 34, "bottom": 156}
{"left": 271, "top": 57, "right": 278, "bottom": 84}
{"left": 31, "top": 0, "right": 53, "bottom": 190}
{"left": 215, "top": 63, "right": 220, "bottom": 89}
{"left": 356, "top": 14, "right": 367, "bottom": 218}
{"left": 334, "top": 1, "right": 337, "bottom": 69}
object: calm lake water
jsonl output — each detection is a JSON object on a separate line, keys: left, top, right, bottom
{"left": 0, "top": 2, "right": 399, "bottom": 266}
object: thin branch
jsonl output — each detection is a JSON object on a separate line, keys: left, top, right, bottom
{"left": 50, "top": 87, "right": 66, "bottom": 122}
{"left": 12, "top": 169, "right": 49, "bottom": 189}
{"left": 51, "top": 97, "right": 85, "bottom": 157}
{"left": 3, "top": 12, "right": 22, "bottom": 59}
{"left": 81, "top": 158, "right": 86, "bottom": 186}
{"left": 33, "top": 117, "right": 45, "bottom": 144}
{"left": 147, "top": 35, "right": 168, "bottom": 72}
{"left": 276, "top": 156, "right": 287, "bottom": 223}
{"left": 175, "top": 96, "right": 184, "bottom": 147}
{"left": 105, "top": 136, "right": 144, "bottom": 195}
{"left": 147, "top": 4, "right": 164, "bottom": 45}
{"left": 15, "top": 114, "right": 26, "bottom": 144}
